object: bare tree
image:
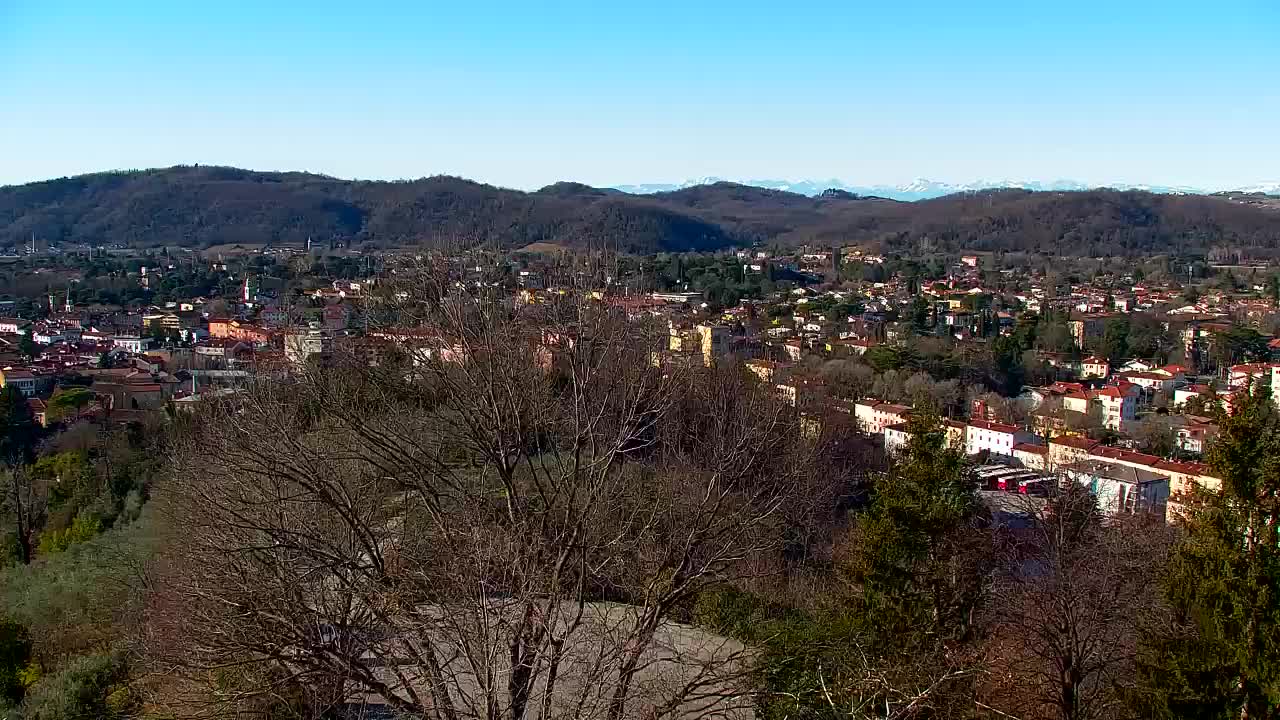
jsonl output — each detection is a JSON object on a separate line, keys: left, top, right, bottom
{"left": 1, "top": 466, "right": 48, "bottom": 565}
{"left": 980, "top": 483, "right": 1172, "bottom": 720}
{"left": 147, "top": 272, "right": 849, "bottom": 720}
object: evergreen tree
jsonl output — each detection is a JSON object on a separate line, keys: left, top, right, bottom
{"left": 1133, "top": 384, "right": 1280, "bottom": 718}
{"left": 16, "top": 333, "right": 37, "bottom": 361}
{"left": 743, "top": 413, "right": 990, "bottom": 719}
{"left": 843, "top": 411, "right": 988, "bottom": 642}
{"left": 0, "top": 386, "right": 37, "bottom": 465}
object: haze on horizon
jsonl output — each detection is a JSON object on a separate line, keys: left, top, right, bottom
{"left": 1, "top": 0, "right": 1278, "bottom": 191}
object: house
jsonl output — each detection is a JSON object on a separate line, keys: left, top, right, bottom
{"left": 1174, "top": 384, "right": 1213, "bottom": 408}
{"left": 744, "top": 359, "right": 782, "bottom": 383}
{"left": 1173, "top": 415, "right": 1218, "bottom": 454}
{"left": 1093, "top": 384, "right": 1140, "bottom": 431}
{"left": 27, "top": 397, "right": 47, "bottom": 427}
{"left": 1153, "top": 364, "right": 1188, "bottom": 379}
{"left": 0, "top": 368, "right": 38, "bottom": 397}
{"left": 1081, "top": 356, "right": 1110, "bottom": 379}
{"left": 1119, "top": 359, "right": 1157, "bottom": 373}
{"left": 113, "top": 335, "right": 153, "bottom": 354}
{"left": 31, "top": 327, "right": 66, "bottom": 345}
{"left": 1229, "top": 363, "right": 1273, "bottom": 389}
{"left": 1159, "top": 460, "right": 1221, "bottom": 523}
{"left": 965, "top": 419, "right": 1033, "bottom": 457}
{"left": 884, "top": 419, "right": 965, "bottom": 455}
{"left": 1048, "top": 435, "right": 1098, "bottom": 468}
{"left": 854, "top": 400, "right": 911, "bottom": 435}
{"left": 1115, "top": 370, "right": 1176, "bottom": 395}
{"left": 259, "top": 304, "right": 292, "bottom": 327}
{"left": 1066, "top": 459, "right": 1170, "bottom": 518}
{"left": 208, "top": 319, "right": 273, "bottom": 346}
{"left": 0, "top": 318, "right": 31, "bottom": 335}
{"left": 1013, "top": 442, "right": 1049, "bottom": 470}
{"left": 322, "top": 303, "right": 350, "bottom": 331}
{"left": 826, "top": 338, "right": 873, "bottom": 356}
{"left": 91, "top": 379, "right": 164, "bottom": 411}
{"left": 284, "top": 328, "right": 332, "bottom": 367}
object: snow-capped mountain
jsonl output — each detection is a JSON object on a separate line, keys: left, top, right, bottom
{"left": 610, "top": 177, "right": 1280, "bottom": 201}
{"left": 1230, "top": 182, "right": 1280, "bottom": 195}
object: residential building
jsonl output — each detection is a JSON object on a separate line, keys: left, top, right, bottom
{"left": 696, "top": 324, "right": 730, "bottom": 367}
{"left": 1066, "top": 459, "right": 1170, "bottom": 518}
{"left": 1067, "top": 315, "right": 1108, "bottom": 349}
{"left": 284, "top": 328, "right": 332, "bottom": 367}
{"left": 1093, "top": 384, "right": 1139, "bottom": 431}
{"left": 1013, "top": 442, "right": 1049, "bottom": 470}
{"left": 0, "top": 318, "right": 31, "bottom": 335}
{"left": 854, "top": 400, "right": 911, "bottom": 435}
{"left": 0, "top": 368, "right": 38, "bottom": 397}
{"left": 1081, "top": 356, "right": 1110, "bottom": 379}
{"left": 1229, "top": 363, "right": 1273, "bottom": 389}
{"left": 1048, "top": 435, "right": 1098, "bottom": 468}
{"left": 1116, "top": 371, "right": 1175, "bottom": 395}
{"left": 1174, "top": 384, "right": 1213, "bottom": 408}
{"left": 113, "top": 335, "right": 153, "bottom": 354}
{"left": 965, "top": 419, "right": 1032, "bottom": 457}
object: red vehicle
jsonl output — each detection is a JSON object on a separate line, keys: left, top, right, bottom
{"left": 1018, "top": 478, "right": 1051, "bottom": 496}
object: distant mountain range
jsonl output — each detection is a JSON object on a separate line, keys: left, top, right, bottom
{"left": 613, "top": 177, "right": 1280, "bottom": 201}
{"left": 4, "top": 166, "right": 1280, "bottom": 256}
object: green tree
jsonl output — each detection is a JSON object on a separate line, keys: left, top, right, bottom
{"left": 1212, "top": 327, "right": 1271, "bottom": 368}
{"left": 909, "top": 295, "right": 932, "bottom": 334}
{"left": 45, "top": 388, "right": 94, "bottom": 424}
{"left": 844, "top": 412, "right": 987, "bottom": 641}
{"left": 17, "top": 333, "right": 38, "bottom": 361}
{"left": 0, "top": 618, "right": 32, "bottom": 705}
{"left": 739, "top": 413, "right": 989, "bottom": 719}
{"left": 19, "top": 651, "right": 132, "bottom": 720}
{"left": 0, "top": 386, "right": 38, "bottom": 465}
{"left": 1133, "top": 385, "right": 1280, "bottom": 718}
{"left": 1096, "top": 318, "right": 1130, "bottom": 363}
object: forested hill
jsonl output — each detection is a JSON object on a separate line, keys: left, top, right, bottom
{"left": 3, "top": 166, "right": 1280, "bottom": 256}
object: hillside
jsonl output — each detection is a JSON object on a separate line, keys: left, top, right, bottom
{"left": 0, "top": 167, "right": 733, "bottom": 253}
{"left": 4, "top": 167, "right": 1280, "bottom": 257}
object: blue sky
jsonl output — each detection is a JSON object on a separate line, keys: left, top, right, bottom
{"left": 1, "top": 0, "right": 1277, "bottom": 189}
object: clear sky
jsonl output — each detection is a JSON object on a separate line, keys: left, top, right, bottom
{"left": 1, "top": 0, "right": 1278, "bottom": 190}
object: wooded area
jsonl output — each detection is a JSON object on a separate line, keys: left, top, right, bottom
{"left": 4, "top": 167, "right": 1280, "bottom": 256}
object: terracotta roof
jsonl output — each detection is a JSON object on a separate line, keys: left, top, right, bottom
{"left": 1013, "top": 442, "right": 1048, "bottom": 455}
{"left": 1154, "top": 459, "right": 1216, "bottom": 477}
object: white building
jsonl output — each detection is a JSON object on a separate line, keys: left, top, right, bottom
{"left": 113, "top": 335, "right": 153, "bottom": 354}
{"left": 1066, "top": 459, "right": 1170, "bottom": 519}
{"left": 1080, "top": 357, "right": 1110, "bottom": 379}
{"left": 1092, "top": 384, "right": 1139, "bottom": 432}
{"left": 964, "top": 419, "right": 1033, "bottom": 457}
{"left": 1116, "top": 371, "right": 1175, "bottom": 395}
{"left": 284, "top": 328, "right": 331, "bottom": 367}
{"left": 854, "top": 400, "right": 912, "bottom": 436}
{"left": 0, "top": 318, "right": 31, "bottom": 335}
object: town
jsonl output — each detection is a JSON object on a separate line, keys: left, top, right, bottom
{"left": 4, "top": 241, "right": 1275, "bottom": 529}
